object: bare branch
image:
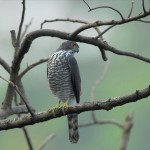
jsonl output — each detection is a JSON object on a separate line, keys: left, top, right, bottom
{"left": 0, "top": 75, "right": 35, "bottom": 117}
{"left": 19, "top": 57, "right": 48, "bottom": 78}
{"left": 20, "top": 18, "right": 33, "bottom": 43}
{"left": 119, "top": 113, "right": 133, "bottom": 150}
{"left": 0, "top": 57, "right": 11, "bottom": 73}
{"left": 70, "top": 10, "right": 150, "bottom": 37}
{"left": 41, "top": 18, "right": 107, "bottom": 61}
{"left": 136, "top": 19, "right": 150, "bottom": 23}
{"left": 38, "top": 134, "right": 56, "bottom": 150}
{"left": 0, "top": 85, "right": 149, "bottom": 130}
{"left": 79, "top": 119, "right": 123, "bottom": 129}
{"left": 82, "top": 0, "right": 91, "bottom": 10}
{"left": 16, "top": 29, "right": 150, "bottom": 68}
{"left": 17, "top": 0, "right": 26, "bottom": 45}
{"left": 142, "top": 0, "right": 147, "bottom": 13}
{"left": 82, "top": 0, "right": 124, "bottom": 20}
{"left": 22, "top": 127, "right": 34, "bottom": 150}
{"left": 90, "top": 60, "right": 110, "bottom": 101}
{"left": 95, "top": 24, "right": 116, "bottom": 39}
{"left": 90, "top": 6, "right": 124, "bottom": 20}
{"left": 128, "top": 1, "right": 134, "bottom": 18}
{"left": 14, "top": 92, "right": 34, "bottom": 150}
{"left": 10, "top": 30, "right": 17, "bottom": 48}
{"left": 0, "top": 105, "right": 33, "bottom": 119}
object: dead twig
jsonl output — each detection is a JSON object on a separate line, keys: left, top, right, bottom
{"left": 82, "top": 0, "right": 124, "bottom": 20}
{"left": 38, "top": 134, "right": 56, "bottom": 150}
{"left": 128, "top": 1, "right": 134, "bottom": 18}
{"left": 19, "top": 57, "right": 48, "bottom": 78}
{"left": 17, "top": 0, "right": 26, "bottom": 45}
{"left": 119, "top": 113, "right": 133, "bottom": 150}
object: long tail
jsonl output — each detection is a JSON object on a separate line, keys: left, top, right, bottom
{"left": 67, "top": 114, "right": 79, "bottom": 144}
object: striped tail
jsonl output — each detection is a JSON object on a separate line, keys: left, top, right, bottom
{"left": 67, "top": 114, "right": 79, "bottom": 144}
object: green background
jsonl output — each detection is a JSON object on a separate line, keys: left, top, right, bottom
{"left": 0, "top": 0, "right": 150, "bottom": 150}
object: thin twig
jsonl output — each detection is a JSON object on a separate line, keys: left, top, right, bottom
{"left": 22, "top": 127, "right": 34, "bottom": 150}
{"left": 82, "top": 0, "right": 91, "bottom": 10}
{"left": 90, "top": 60, "right": 110, "bottom": 101}
{"left": 142, "top": 0, "right": 147, "bottom": 13}
{"left": 90, "top": 60, "right": 110, "bottom": 122}
{"left": 79, "top": 119, "right": 123, "bottom": 129}
{"left": 14, "top": 94, "right": 34, "bottom": 150}
{"left": 17, "top": 0, "right": 26, "bottom": 45}
{"left": 95, "top": 24, "right": 116, "bottom": 39}
{"left": 82, "top": 0, "right": 124, "bottom": 20}
{"left": 0, "top": 75, "right": 34, "bottom": 117}
{"left": 128, "top": 1, "right": 134, "bottom": 18}
{"left": 20, "top": 18, "right": 33, "bottom": 43}
{"left": 19, "top": 57, "right": 48, "bottom": 78}
{"left": 119, "top": 113, "right": 133, "bottom": 150}
{"left": 38, "top": 134, "right": 56, "bottom": 150}
{"left": 136, "top": 19, "right": 150, "bottom": 23}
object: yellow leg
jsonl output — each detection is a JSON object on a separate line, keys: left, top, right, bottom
{"left": 61, "top": 101, "right": 69, "bottom": 115}
{"left": 49, "top": 100, "right": 62, "bottom": 117}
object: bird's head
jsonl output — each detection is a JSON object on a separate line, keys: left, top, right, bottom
{"left": 57, "top": 41, "right": 79, "bottom": 53}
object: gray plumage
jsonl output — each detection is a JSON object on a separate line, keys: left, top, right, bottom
{"left": 47, "top": 40, "right": 81, "bottom": 143}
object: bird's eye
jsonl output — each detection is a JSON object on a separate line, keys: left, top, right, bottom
{"left": 72, "top": 43, "right": 77, "bottom": 47}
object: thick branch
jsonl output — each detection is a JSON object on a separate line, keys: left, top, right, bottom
{"left": 40, "top": 18, "right": 107, "bottom": 61}
{"left": 11, "top": 29, "right": 150, "bottom": 75}
{"left": 0, "top": 85, "right": 149, "bottom": 130}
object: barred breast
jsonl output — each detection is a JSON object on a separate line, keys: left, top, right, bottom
{"left": 47, "top": 51, "right": 75, "bottom": 102}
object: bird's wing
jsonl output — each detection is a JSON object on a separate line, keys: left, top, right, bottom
{"left": 68, "top": 56, "right": 81, "bottom": 103}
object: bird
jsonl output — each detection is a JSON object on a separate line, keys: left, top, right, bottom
{"left": 47, "top": 40, "right": 81, "bottom": 144}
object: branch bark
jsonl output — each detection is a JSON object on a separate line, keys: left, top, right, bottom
{"left": 0, "top": 85, "right": 149, "bottom": 130}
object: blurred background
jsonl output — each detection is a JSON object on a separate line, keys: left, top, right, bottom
{"left": 0, "top": 0, "right": 150, "bottom": 150}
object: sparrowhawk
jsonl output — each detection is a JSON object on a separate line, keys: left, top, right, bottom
{"left": 47, "top": 40, "right": 81, "bottom": 144}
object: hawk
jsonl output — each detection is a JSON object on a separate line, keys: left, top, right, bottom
{"left": 47, "top": 41, "right": 81, "bottom": 143}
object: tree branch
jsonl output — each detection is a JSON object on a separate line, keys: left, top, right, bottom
{"left": 119, "top": 113, "right": 133, "bottom": 150}
{"left": 40, "top": 18, "right": 107, "bottom": 61}
{"left": 0, "top": 85, "right": 149, "bottom": 130}
{"left": 17, "top": 0, "right": 26, "bottom": 45}
{"left": 22, "top": 127, "right": 34, "bottom": 150}
{"left": 82, "top": 0, "right": 124, "bottom": 20}
{"left": 19, "top": 58, "right": 48, "bottom": 78}
{"left": 0, "top": 105, "right": 33, "bottom": 119}
{"left": 0, "top": 76, "right": 35, "bottom": 117}
{"left": 38, "top": 134, "right": 56, "bottom": 150}
{"left": 142, "top": 0, "right": 147, "bottom": 14}
{"left": 0, "top": 57, "right": 11, "bottom": 74}
{"left": 20, "top": 18, "right": 33, "bottom": 43}
{"left": 128, "top": 1, "right": 134, "bottom": 18}
{"left": 14, "top": 93, "right": 34, "bottom": 150}
{"left": 70, "top": 9, "right": 150, "bottom": 37}
{"left": 79, "top": 119, "right": 123, "bottom": 129}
